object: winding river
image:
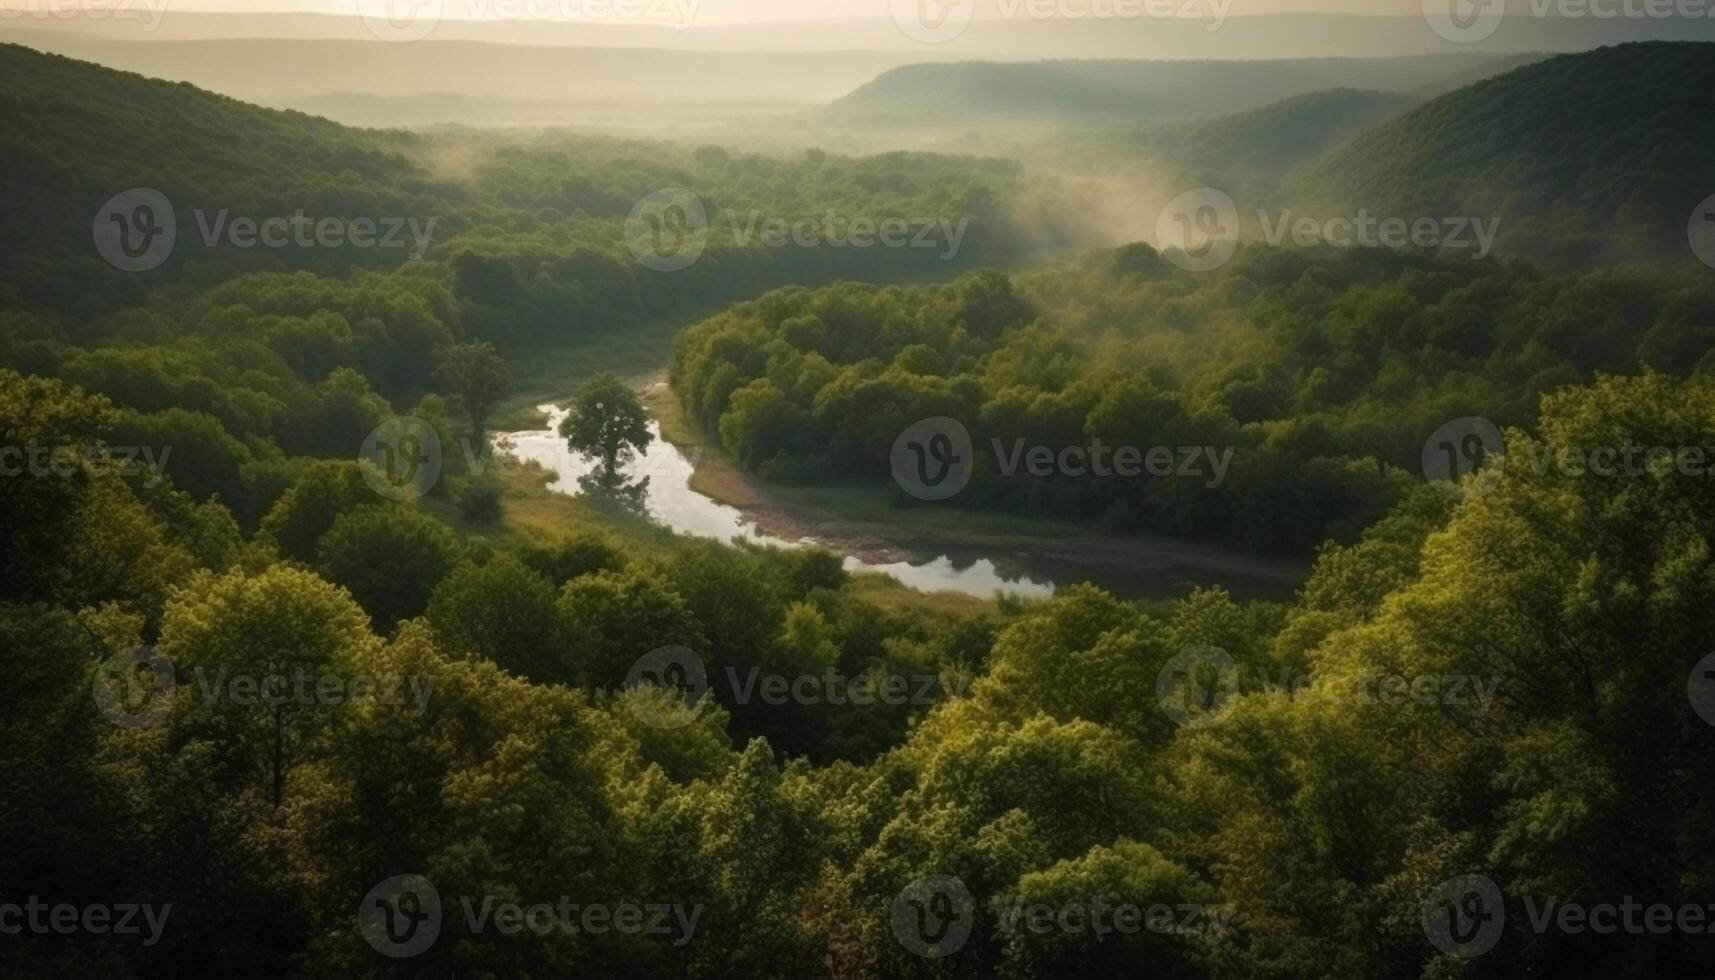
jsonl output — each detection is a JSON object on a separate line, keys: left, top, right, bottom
{"left": 498, "top": 403, "right": 1305, "bottom": 601}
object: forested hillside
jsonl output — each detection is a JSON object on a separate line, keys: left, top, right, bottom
{"left": 0, "top": 44, "right": 1082, "bottom": 328}
{"left": 0, "top": 43, "right": 438, "bottom": 316}
{"left": 1292, "top": 42, "right": 1715, "bottom": 264}
{"left": 1053, "top": 87, "right": 1418, "bottom": 195}
{"left": 823, "top": 54, "right": 1520, "bottom": 128}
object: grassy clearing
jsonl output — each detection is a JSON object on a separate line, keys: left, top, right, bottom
{"left": 843, "top": 570, "right": 1007, "bottom": 618}
{"left": 643, "top": 385, "right": 768, "bottom": 508}
{"left": 425, "top": 458, "right": 681, "bottom": 557}
{"left": 489, "top": 318, "right": 687, "bottom": 431}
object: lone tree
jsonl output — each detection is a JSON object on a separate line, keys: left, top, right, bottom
{"left": 560, "top": 372, "right": 653, "bottom": 498}
{"left": 435, "top": 342, "right": 509, "bottom": 437}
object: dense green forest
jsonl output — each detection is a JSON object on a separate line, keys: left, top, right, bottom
{"left": 673, "top": 245, "right": 1715, "bottom": 556}
{"left": 1290, "top": 42, "right": 1715, "bottom": 266}
{"left": 4, "top": 35, "right": 1715, "bottom": 980}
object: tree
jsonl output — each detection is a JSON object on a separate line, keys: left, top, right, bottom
{"left": 258, "top": 460, "right": 375, "bottom": 562}
{"left": 0, "top": 604, "right": 115, "bottom": 894}
{"left": 314, "top": 504, "right": 461, "bottom": 629}
{"left": 435, "top": 341, "right": 509, "bottom": 436}
{"left": 995, "top": 841, "right": 1212, "bottom": 980}
{"left": 0, "top": 370, "right": 117, "bottom": 603}
{"left": 556, "top": 569, "right": 705, "bottom": 688}
{"left": 157, "top": 564, "right": 379, "bottom": 809}
{"left": 425, "top": 553, "right": 571, "bottom": 683}
{"left": 560, "top": 372, "right": 652, "bottom": 496}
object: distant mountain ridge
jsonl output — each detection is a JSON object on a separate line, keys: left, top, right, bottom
{"left": 10, "top": 9, "right": 1715, "bottom": 57}
{"left": 0, "top": 29, "right": 915, "bottom": 106}
{"left": 822, "top": 55, "right": 1532, "bottom": 128}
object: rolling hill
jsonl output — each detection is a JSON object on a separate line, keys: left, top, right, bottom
{"left": 1290, "top": 42, "right": 1715, "bottom": 265}
{"left": 820, "top": 54, "right": 1532, "bottom": 129}
{"left": 0, "top": 42, "right": 443, "bottom": 316}
{"left": 1099, "top": 88, "right": 1420, "bottom": 181}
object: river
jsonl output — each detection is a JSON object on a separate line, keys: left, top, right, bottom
{"left": 497, "top": 404, "right": 1305, "bottom": 601}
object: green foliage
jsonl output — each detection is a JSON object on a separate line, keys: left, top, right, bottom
{"left": 157, "top": 564, "right": 380, "bottom": 808}
{"left": 314, "top": 504, "right": 462, "bottom": 629}
{"left": 435, "top": 341, "right": 508, "bottom": 434}
{"left": 258, "top": 460, "right": 374, "bottom": 562}
{"left": 1293, "top": 42, "right": 1715, "bottom": 265}
{"left": 561, "top": 372, "right": 653, "bottom": 483}
{"left": 0, "top": 370, "right": 120, "bottom": 601}
{"left": 8, "top": 36, "right": 1715, "bottom": 980}
{"left": 426, "top": 553, "right": 570, "bottom": 683}
{"left": 994, "top": 841, "right": 1214, "bottom": 980}
{"left": 674, "top": 245, "right": 1715, "bottom": 556}
{"left": 557, "top": 568, "right": 706, "bottom": 688}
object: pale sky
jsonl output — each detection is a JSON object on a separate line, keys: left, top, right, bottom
{"left": 167, "top": 0, "right": 1426, "bottom": 24}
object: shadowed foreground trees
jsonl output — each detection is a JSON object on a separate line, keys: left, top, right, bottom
{"left": 4, "top": 364, "right": 1715, "bottom": 978}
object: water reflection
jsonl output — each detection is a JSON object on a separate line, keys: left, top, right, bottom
{"left": 497, "top": 405, "right": 1058, "bottom": 598}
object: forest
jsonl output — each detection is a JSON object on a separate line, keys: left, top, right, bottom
{"left": 673, "top": 245, "right": 1715, "bottom": 555}
{"left": 3, "top": 29, "right": 1715, "bottom": 980}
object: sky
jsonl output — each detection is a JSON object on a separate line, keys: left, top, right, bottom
{"left": 166, "top": 0, "right": 1425, "bottom": 24}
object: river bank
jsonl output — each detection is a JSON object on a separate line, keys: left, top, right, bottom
{"left": 641, "top": 382, "right": 1309, "bottom": 601}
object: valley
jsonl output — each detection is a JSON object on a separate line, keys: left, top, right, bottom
{"left": 3, "top": 18, "right": 1714, "bottom": 980}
